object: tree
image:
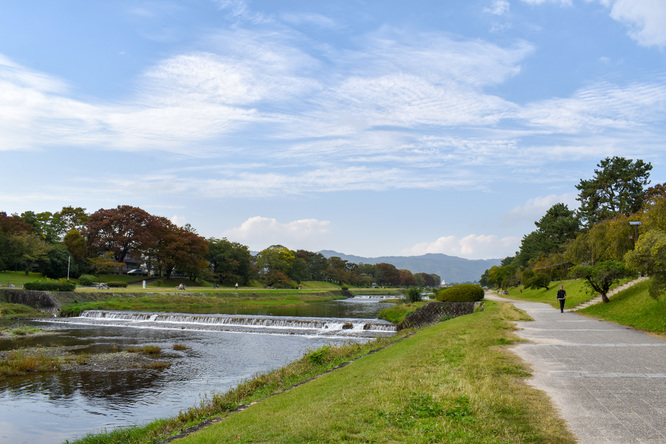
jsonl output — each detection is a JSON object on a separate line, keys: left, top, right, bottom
{"left": 374, "top": 263, "right": 400, "bottom": 287}
{"left": 624, "top": 230, "right": 666, "bottom": 299}
{"left": 515, "top": 204, "right": 580, "bottom": 269}
{"left": 55, "top": 206, "right": 89, "bottom": 235}
{"left": 565, "top": 217, "right": 634, "bottom": 266}
{"left": 525, "top": 272, "right": 550, "bottom": 291}
{"left": 295, "top": 250, "right": 328, "bottom": 281}
{"left": 576, "top": 156, "right": 652, "bottom": 227}
{"left": 256, "top": 245, "right": 296, "bottom": 287}
{"left": 206, "top": 238, "right": 252, "bottom": 285}
{"left": 405, "top": 287, "right": 422, "bottom": 302}
{"left": 63, "top": 229, "right": 87, "bottom": 261}
{"left": 85, "top": 205, "right": 161, "bottom": 264}
{"left": 9, "top": 232, "right": 52, "bottom": 273}
{"left": 570, "top": 260, "right": 635, "bottom": 303}
{"left": 152, "top": 219, "right": 209, "bottom": 280}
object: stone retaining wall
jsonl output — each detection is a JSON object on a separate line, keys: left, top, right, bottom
{"left": 0, "top": 288, "right": 60, "bottom": 316}
{"left": 397, "top": 301, "right": 483, "bottom": 330}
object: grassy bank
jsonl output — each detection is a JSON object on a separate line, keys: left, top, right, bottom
{"left": 58, "top": 290, "right": 352, "bottom": 316}
{"left": 500, "top": 278, "right": 665, "bottom": 335}
{"left": 503, "top": 279, "right": 599, "bottom": 308}
{"left": 71, "top": 301, "right": 575, "bottom": 444}
{"left": 579, "top": 278, "right": 666, "bottom": 335}
{"left": 0, "top": 302, "right": 50, "bottom": 319}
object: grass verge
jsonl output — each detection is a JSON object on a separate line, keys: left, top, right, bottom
{"left": 579, "top": 278, "right": 666, "bottom": 335}
{"left": 70, "top": 302, "right": 576, "bottom": 444}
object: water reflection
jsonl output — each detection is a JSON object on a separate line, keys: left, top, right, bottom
{"left": 0, "top": 297, "right": 394, "bottom": 444}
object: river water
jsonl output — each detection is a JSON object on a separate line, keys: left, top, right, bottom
{"left": 0, "top": 296, "right": 396, "bottom": 444}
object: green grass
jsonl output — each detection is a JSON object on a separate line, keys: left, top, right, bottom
{"left": 580, "top": 278, "right": 666, "bottom": 334}
{"left": 71, "top": 302, "right": 575, "bottom": 444}
{"left": 176, "top": 302, "right": 573, "bottom": 444}
{"left": 378, "top": 301, "right": 428, "bottom": 323}
{"left": 503, "top": 278, "right": 631, "bottom": 309}
{"left": 0, "top": 302, "right": 50, "bottom": 319}
{"left": 0, "top": 271, "right": 44, "bottom": 287}
{"left": 59, "top": 290, "right": 351, "bottom": 316}
{"left": 500, "top": 278, "right": 664, "bottom": 335}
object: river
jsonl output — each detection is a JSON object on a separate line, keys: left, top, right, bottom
{"left": 0, "top": 296, "right": 396, "bottom": 444}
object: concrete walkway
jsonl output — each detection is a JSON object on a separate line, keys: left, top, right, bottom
{"left": 486, "top": 292, "right": 666, "bottom": 443}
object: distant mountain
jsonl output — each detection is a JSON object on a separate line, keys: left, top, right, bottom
{"left": 319, "top": 250, "right": 501, "bottom": 284}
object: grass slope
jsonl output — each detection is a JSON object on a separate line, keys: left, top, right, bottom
{"left": 579, "top": 279, "right": 666, "bottom": 334}
{"left": 174, "top": 302, "right": 574, "bottom": 444}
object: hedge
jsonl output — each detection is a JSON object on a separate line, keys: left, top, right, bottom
{"left": 436, "top": 284, "right": 484, "bottom": 302}
{"left": 24, "top": 281, "right": 76, "bottom": 292}
{"left": 107, "top": 281, "right": 128, "bottom": 288}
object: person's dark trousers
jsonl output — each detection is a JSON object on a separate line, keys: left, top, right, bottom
{"left": 559, "top": 299, "right": 565, "bottom": 313}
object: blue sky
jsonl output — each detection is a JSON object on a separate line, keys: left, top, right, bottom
{"left": 2, "top": 0, "right": 666, "bottom": 260}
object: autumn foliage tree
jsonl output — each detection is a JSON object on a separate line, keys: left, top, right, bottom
{"left": 84, "top": 205, "right": 161, "bottom": 264}
{"left": 151, "top": 220, "right": 208, "bottom": 280}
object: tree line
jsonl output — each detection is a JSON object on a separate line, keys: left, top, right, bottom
{"left": 0, "top": 205, "right": 440, "bottom": 288}
{"left": 480, "top": 156, "right": 666, "bottom": 301}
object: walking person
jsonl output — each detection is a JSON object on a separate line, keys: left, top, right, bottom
{"left": 556, "top": 285, "right": 566, "bottom": 313}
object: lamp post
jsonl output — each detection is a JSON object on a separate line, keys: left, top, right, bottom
{"left": 629, "top": 221, "right": 642, "bottom": 248}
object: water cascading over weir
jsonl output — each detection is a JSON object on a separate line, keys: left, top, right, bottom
{"left": 48, "top": 310, "right": 397, "bottom": 338}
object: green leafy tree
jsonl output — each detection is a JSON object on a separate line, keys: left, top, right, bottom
{"left": 525, "top": 272, "right": 550, "bottom": 291}
{"left": 256, "top": 245, "right": 296, "bottom": 287}
{"left": 565, "top": 217, "right": 634, "bottom": 266}
{"left": 515, "top": 204, "right": 580, "bottom": 268}
{"left": 405, "top": 287, "right": 422, "bottom": 302}
{"left": 295, "top": 250, "right": 328, "bottom": 281}
{"left": 624, "top": 230, "right": 666, "bottom": 299}
{"left": 576, "top": 156, "right": 652, "bottom": 227}
{"left": 570, "top": 260, "right": 635, "bottom": 303}
{"left": 207, "top": 237, "right": 252, "bottom": 285}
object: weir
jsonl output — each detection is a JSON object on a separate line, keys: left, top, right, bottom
{"left": 48, "top": 310, "right": 397, "bottom": 338}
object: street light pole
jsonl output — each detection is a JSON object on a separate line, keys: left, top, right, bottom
{"left": 629, "top": 221, "right": 642, "bottom": 248}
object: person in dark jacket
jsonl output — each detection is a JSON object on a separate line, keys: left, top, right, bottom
{"left": 556, "top": 285, "right": 566, "bottom": 313}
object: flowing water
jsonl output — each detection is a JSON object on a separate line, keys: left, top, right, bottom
{"left": 0, "top": 296, "right": 396, "bottom": 444}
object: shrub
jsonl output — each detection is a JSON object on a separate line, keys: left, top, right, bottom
{"left": 24, "top": 281, "right": 76, "bottom": 291}
{"left": 436, "top": 284, "right": 484, "bottom": 302}
{"left": 78, "top": 274, "right": 97, "bottom": 286}
{"left": 406, "top": 287, "right": 422, "bottom": 303}
{"left": 107, "top": 281, "right": 128, "bottom": 288}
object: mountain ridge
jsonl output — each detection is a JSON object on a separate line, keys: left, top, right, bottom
{"left": 319, "top": 250, "right": 501, "bottom": 284}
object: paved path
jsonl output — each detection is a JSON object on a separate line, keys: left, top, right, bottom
{"left": 486, "top": 293, "right": 666, "bottom": 443}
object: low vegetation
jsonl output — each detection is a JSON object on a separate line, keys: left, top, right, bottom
{"left": 579, "top": 278, "right": 666, "bottom": 335}
{"left": 437, "top": 283, "right": 484, "bottom": 302}
{"left": 0, "top": 302, "right": 50, "bottom": 319}
{"left": 69, "top": 302, "right": 576, "bottom": 444}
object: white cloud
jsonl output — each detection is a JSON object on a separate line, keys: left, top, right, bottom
{"left": 520, "top": 0, "right": 572, "bottom": 5}
{"left": 171, "top": 215, "right": 187, "bottom": 227}
{"left": 404, "top": 234, "right": 519, "bottom": 260}
{"left": 223, "top": 216, "right": 331, "bottom": 251}
{"left": 503, "top": 193, "right": 578, "bottom": 225}
{"left": 484, "top": 0, "right": 511, "bottom": 15}
{"left": 607, "top": 0, "right": 666, "bottom": 47}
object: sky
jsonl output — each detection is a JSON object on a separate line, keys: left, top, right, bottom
{"left": 1, "top": 0, "right": 666, "bottom": 260}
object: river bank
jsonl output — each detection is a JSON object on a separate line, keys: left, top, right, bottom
{"left": 69, "top": 301, "right": 576, "bottom": 444}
